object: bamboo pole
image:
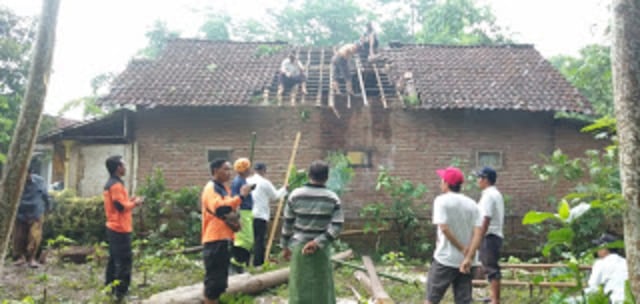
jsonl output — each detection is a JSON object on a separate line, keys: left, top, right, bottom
{"left": 248, "top": 132, "right": 257, "bottom": 164}
{"left": 265, "top": 132, "right": 301, "bottom": 260}
{"left": 354, "top": 56, "right": 369, "bottom": 106}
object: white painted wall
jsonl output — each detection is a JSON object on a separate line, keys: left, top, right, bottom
{"left": 76, "top": 144, "right": 133, "bottom": 197}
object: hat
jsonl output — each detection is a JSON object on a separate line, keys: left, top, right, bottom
{"left": 592, "top": 233, "right": 618, "bottom": 247}
{"left": 475, "top": 166, "right": 497, "bottom": 181}
{"left": 254, "top": 162, "right": 267, "bottom": 171}
{"left": 436, "top": 167, "right": 464, "bottom": 186}
{"left": 233, "top": 158, "right": 251, "bottom": 173}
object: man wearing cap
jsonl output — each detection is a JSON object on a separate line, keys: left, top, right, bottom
{"left": 230, "top": 157, "right": 254, "bottom": 272}
{"left": 584, "top": 233, "right": 627, "bottom": 303}
{"left": 247, "top": 162, "right": 287, "bottom": 267}
{"left": 426, "top": 167, "right": 483, "bottom": 304}
{"left": 475, "top": 167, "right": 505, "bottom": 304}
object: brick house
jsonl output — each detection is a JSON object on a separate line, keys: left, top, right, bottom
{"left": 40, "top": 39, "right": 598, "bottom": 254}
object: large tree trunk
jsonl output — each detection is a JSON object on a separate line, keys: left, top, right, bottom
{"left": 143, "top": 250, "right": 353, "bottom": 304}
{"left": 0, "top": 0, "right": 60, "bottom": 273}
{"left": 612, "top": 0, "right": 640, "bottom": 296}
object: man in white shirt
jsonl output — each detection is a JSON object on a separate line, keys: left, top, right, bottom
{"left": 278, "top": 53, "right": 307, "bottom": 97}
{"left": 475, "top": 166, "right": 505, "bottom": 304}
{"left": 247, "top": 163, "right": 287, "bottom": 267}
{"left": 585, "top": 233, "right": 628, "bottom": 304}
{"left": 426, "top": 167, "right": 483, "bottom": 304}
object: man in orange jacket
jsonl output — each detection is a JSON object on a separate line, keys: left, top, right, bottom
{"left": 201, "top": 159, "right": 252, "bottom": 304}
{"left": 103, "top": 155, "right": 143, "bottom": 301}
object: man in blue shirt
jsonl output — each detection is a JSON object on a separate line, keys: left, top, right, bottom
{"left": 13, "top": 168, "right": 51, "bottom": 268}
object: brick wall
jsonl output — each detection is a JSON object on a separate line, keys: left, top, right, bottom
{"left": 134, "top": 104, "right": 599, "bottom": 218}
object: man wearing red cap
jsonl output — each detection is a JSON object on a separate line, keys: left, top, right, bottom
{"left": 426, "top": 167, "right": 483, "bottom": 304}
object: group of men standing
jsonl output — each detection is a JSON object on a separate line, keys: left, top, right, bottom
{"left": 426, "top": 166, "right": 504, "bottom": 304}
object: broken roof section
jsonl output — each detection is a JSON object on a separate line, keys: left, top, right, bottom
{"left": 98, "top": 39, "right": 593, "bottom": 115}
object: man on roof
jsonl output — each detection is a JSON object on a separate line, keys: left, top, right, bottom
{"left": 278, "top": 52, "right": 308, "bottom": 99}
{"left": 360, "top": 21, "right": 379, "bottom": 61}
{"left": 331, "top": 43, "right": 360, "bottom": 96}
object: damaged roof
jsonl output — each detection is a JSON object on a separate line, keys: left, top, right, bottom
{"left": 98, "top": 39, "right": 593, "bottom": 114}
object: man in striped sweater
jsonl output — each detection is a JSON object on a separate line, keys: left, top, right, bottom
{"left": 281, "top": 160, "right": 344, "bottom": 304}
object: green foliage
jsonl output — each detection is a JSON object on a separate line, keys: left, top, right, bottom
{"left": 254, "top": 45, "right": 285, "bottom": 58}
{"left": 199, "top": 12, "right": 231, "bottom": 40}
{"left": 416, "top": 0, "right": 511, "bottom": 45}
{"left": 269, "top": 0, "right": 369, "bottom": 46}
{"left": 136, "top": 169, "right": 202, "bottom": 246}
{"left": 58, "top": 72, "right": 115, "bottom": 119}
{"left": 551, "top": 44, "right": 613, "bottom": 117}
{"left": 138, "top": 20, "right": 180, "bottom": 59}
{"left": 403, "top": 94, "right": 420, "bottom": 106}
{"left": 287, "top": 152, "right": 354, "bottom": 195}
{"left": 44, "top": 190, "right": 106, "bottom": 244}
{"left": 360, "top": 168, "right": 430, "bottom": 256}
{"left": 0, "top": 6, "right": 35, "bottom": 163}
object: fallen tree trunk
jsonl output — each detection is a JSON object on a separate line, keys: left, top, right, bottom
{"left": 333, "top": 259, "right": 413, "bottom": 284}
{"left": 362, "top": 256, "right": 394, "bottom": 304}
{"left": 354, "top": 270, "right": 373, "bottom": 294}
{"left": 143, "top": 249, "right": 353, "bottom": 304}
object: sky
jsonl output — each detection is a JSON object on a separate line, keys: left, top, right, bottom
{"left": 3, "top": 0, "right": 610, "bottom": 119}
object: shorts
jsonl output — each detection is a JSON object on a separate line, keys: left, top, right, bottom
{"left": 426, "top": 260, "right": 475, "bottom": 304}
{"left": 480, "top": 234, "right": 503, "bottom": 281}
{"left": 203, "top": 240, "right": 231, "bottom": 300}
{"left": 279, "top": 73, "right": 306, "bottom": 89}
{"left": 332, "top": 56, "right": 350, "bottom": 81}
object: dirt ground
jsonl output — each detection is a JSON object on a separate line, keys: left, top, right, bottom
{"left": 1, "top": 257, "right": 552, "bottom": 304}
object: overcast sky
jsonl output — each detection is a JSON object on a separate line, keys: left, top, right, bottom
{"left": 4, "top": 0, "right": 610, "bottom": 119}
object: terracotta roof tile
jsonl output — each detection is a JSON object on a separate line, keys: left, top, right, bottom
{"left": 99, "top": 40, "right": 593, "bottom": 114}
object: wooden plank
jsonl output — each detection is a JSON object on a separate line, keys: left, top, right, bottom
{"left": 501, "top": 263, "right": 591, "bottom": 271}
{"left": 316, "top": 48, "right": 324, "bottom": 107}
{"left": 354, "top": 55, "right": 369, "bottom": 106}
{"left": 362, "top": 256, "right": 394, "bottom": 304}
{"left": 301, "top": 48, "right": 311, "bottom": 104}
{"left": 263, "top": 88, "right": 269, "bottom": 105}
{"left": 329, "top": 49, "right": 335, "bottom": 109}
{"left": 290, "top": 48, "right": 301, "bottom": 106}
{"left": 373, "top": 63, "right": 388, "bottom": 108}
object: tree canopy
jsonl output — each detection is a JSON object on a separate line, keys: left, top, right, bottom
{"left": 0, "top": 6, "right": 35, "bottom": 163}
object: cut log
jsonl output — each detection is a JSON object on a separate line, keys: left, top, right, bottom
{"left": 362, "top": 256, "right": 394, "bottom": 304}
{"left": 59, "top": 245, "right": 95, "bottom": 264}
{"left": 332, "top": 259, "right": 412, "bottom": 284}
{"left": 354, "top": 270, "right": 372, "bottom": 295}
{"left": 143, "top": 249, "right": 353, "bottom": 304}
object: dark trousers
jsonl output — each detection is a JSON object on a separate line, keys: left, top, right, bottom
{"left": 252, "top": 218, "right": 267, "bottom": 266}
{"left": 105, "top": 228, "right": 132, "bottom": 298}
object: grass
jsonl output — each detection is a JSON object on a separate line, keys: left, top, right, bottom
{"left": 1, "top": 251, "right": 559, "bottom": 304}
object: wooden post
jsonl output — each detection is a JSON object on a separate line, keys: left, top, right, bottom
{"left": 373, "top": 64, "right": 388, "bottom": 108}
{"left": 0, "top": 0, "right": 61, "bottom": 272}
{"left": 248, "top": 132, "right": 257, "bottom": 164}
{"left": 612, "top": 0, "right": 640, "bottom": 295}
{"left": 362, "top": 256, "right": 394, "bottom": 304}
{"left": 354, "top": 56, "right": 369, "bottom": 106}
{"left": 301, "top": 48, "right": 311, "bottom": 104}
{"left": 265, "top": 132, "right": 301, "bottom": 260}
{"left": 316, "top": 48, "right": 325, "bottom": 107}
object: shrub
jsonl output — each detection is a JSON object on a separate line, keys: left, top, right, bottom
{"left": 44, "top": 190, "right": 106, "bottom": 244}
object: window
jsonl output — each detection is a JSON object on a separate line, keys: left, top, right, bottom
{"left": 346, "top": 150, "right": 372, "bottom": 168}
{"left": 207, "top": 148, "right": 233, "bottom": 163}
{"left": 476, "top": 151, "right": 503, "bottom": 169}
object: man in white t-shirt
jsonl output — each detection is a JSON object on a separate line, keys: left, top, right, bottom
{"left": 278, "top": 53, "right": 307, "bottom": 97}
{"left": 247, "top": 163, "right": 287, "bottom": 267}
{"left": 585, "top": 233, "right": 628, "bottom": 303}
{"left": 475, "top": 166, "right": 505, "bottom": 304}
{"left": 426, "top": 167, "right": 483, "bottom": 304}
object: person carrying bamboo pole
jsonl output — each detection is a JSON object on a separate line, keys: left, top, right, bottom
{"left": 201, "top": 159, "right": 252, "bottom": 304}
{"left": 281, "top": 160, "right": 344, "bottom": 304}
{"left": 247, "top": 162, "right": 287, "bottom": 267}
